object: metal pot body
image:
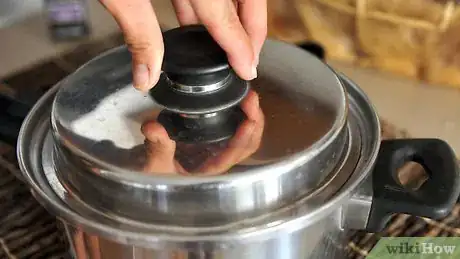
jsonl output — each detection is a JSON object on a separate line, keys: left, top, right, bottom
{"left": 24, "top": 72, "right": 372, "bottom": 259}
{"left": 62, "top": 210, "right": 346, "bottom": 259}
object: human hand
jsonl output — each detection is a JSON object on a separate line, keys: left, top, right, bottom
{"left": 98, "top": 0, "right": 267, "bottom": 91}
{"left": 140, "top": 90, "right": 264, "bottom": 175}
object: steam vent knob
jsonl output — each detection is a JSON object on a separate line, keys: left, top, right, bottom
{"left": 149, "top": 25, "right": 249, "bottom": 143}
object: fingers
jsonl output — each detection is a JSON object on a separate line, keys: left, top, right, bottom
{"left": 88, "top": 234, "right": 102, "bottom": 259}
{"left": 238, "top": 0, "right": 267, "bottom": 65}
{"left": 189, "top": 0, "right": 257, "bottom": 80}
{"left": 236, "top": 90, "right": 264, "bottom": 161}
{"left": 240, "top": 90, "right": 264, "bottom": 123}
{"left": 196, "top": 120, "right": 256, "bottom": 174}
{"left": 196, "top": 90, "right": 264, "bottom": 174}
{"left": 73, "top": 231, "right": 86, "bottom": 259}
{"left": 141, "top": 121, "right": 180, "bottom": 174}
{"left": 172, "top": 0, "right": 199, "bottom": 25}
{"left": 99, "top": 0, "right": 163, "bottom": 91}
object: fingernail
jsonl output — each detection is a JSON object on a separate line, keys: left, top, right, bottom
{"left": 151, "top": 70, "right": 161, "bottom": 87}
{"left": 251, "top": 64, "right": 258, "bottom": 79}
{"left": 133, "top": 64, "right": 149, "bottom": 90}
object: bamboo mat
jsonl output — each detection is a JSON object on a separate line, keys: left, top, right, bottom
{"left": 1, "top": 33, "right": 459, "bottom": 259}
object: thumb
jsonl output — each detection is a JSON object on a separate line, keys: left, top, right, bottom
{"left": 141, "top": 121, "right": 177, "bottom": 174}
{"left": 99, "top": 0, "right": 164, "bottom": 91}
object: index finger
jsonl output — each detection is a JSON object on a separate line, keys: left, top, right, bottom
{"left": 238, "top": 0, "right": 267, "bottom": 65}
{"left": 190, "top": 0, "right": 257, "bottom": 80}
{"left": 99, "top": 0, "right": 164, "bottom": 91}
{"left": 141, "top": 121, "right": 180, "bottom": 174}
{"left": 195, "top": 120, "right": 256, "bottom": 174}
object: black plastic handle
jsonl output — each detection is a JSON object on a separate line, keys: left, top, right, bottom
{"left": 0, "top": 94, "right": 32, "bottom": 146}
{"left": 366, "top": 139, "right": 460, "bottom": 232}
{"left": 162, "top": 25, "right": 230, "bottom": 86}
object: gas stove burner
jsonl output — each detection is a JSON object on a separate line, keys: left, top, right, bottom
{"left": 149, "top": 25, "right": 249, "bottom": 143}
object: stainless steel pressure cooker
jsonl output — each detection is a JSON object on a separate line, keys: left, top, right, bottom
{"left": 8, "top": 25, "right": 460, "bottom": 259}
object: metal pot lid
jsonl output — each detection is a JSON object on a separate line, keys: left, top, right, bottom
{"left": 49, "top": 25, "right": 349, "bottom": 224}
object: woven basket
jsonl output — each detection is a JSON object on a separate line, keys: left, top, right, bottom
{"left": 268, "top": 0, "right": 460, "bottom": 89}
{"left": 267, "top": 0, "right": 310, "bottom": 43}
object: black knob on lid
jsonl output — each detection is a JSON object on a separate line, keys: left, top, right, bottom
{"left": 150, "top": 25, "right": 250, "bottom": 144}
{"left": 162, "top": 25, "right": 230, "bottom": 86}
{"left": 150, "top": 25, "right": 249, "bottom": 115}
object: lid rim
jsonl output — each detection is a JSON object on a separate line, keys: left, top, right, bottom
{"left": 49, "top": 125, "right": 349, "bottom": 225}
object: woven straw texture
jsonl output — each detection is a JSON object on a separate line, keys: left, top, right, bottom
{"left": 1, "top": 33, "right": 459, "bottom": 258}
{"left": 268, "top": 0, "right": 460, "bottom": 89}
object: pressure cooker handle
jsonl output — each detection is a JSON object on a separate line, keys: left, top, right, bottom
{"left": 365, "top": 139, "right": 460, "bottom": 232}
{"left": 0, "top": 93, "right": 32, "bottom": 146}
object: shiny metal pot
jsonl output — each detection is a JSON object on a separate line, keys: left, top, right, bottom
{"left": 14, "top": 26, "right": 460, "bottom": 259}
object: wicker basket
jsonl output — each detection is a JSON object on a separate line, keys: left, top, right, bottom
{"left": 267, "top": 0, "right": 310, "bottom": 43}
{"left": 269, "top": 0, "right": 460, "bottom": 89}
